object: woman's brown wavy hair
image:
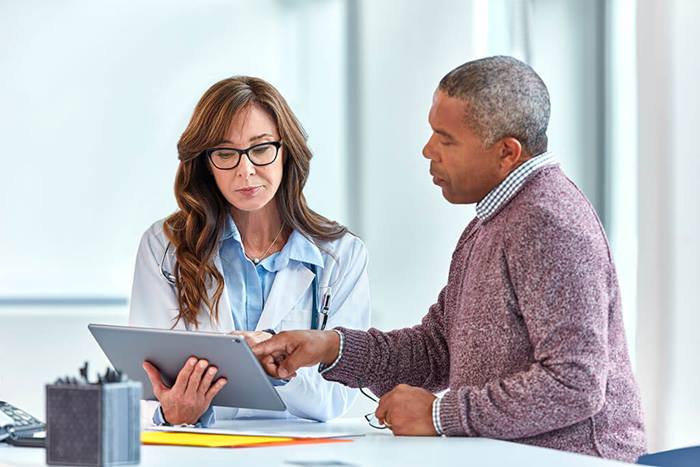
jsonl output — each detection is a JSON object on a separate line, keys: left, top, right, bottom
{"left": 164, "top": 76, "right": 347, "bottom": 328}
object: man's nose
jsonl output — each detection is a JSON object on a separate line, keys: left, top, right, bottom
{"left": 422, "top": 138, "right": 436, "bottom": 160}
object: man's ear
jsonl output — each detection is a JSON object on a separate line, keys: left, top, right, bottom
{"left": 498, "top": 137, "right": 524, "bottom": 174}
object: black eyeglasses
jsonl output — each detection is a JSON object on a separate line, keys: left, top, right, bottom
{"left": 203, "top": 141, "right": 282, "bottom": 170}
{"left": 359, "top": 385, "right": 386, "bottom": 430}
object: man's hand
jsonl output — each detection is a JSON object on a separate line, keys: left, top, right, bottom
{"left": 252, "top": 330, "right": 340, "bottom": 379}
{"left": 142, "top": 358, "right": 227, "bottom": 425}
{"left": 229, "top": 330, "right": 273, "bottom": 347}
{"left": 375, "top": 384, "right": 438, "bottom": 436}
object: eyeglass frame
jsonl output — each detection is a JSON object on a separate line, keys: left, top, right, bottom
{"left": 359, "top": 385, "right": 387, "bottom": 430}
{"left": 202, "top": 140, "right": 283, "bottom": 170}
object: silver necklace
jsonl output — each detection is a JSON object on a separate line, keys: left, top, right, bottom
{"left": 246, "top": 225, "right": 285, "bottom": 265}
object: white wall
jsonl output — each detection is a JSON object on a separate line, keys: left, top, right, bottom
{"left": 606, "top": 0, "right": 639, "bottom": 366}
{"left": 355, "top": 0, "right": 475, "bottom": 331}
{"left": 637, "top": 0, "right": 700, "bottom": 451}
{"left": 529, "top": 0, "right": 605, "bottom": 213}
{"left": 0, "top": 306, "right": 127, "bottom": 417}
{"left": 0, "top": 0, "right": 347, "bottom": 299}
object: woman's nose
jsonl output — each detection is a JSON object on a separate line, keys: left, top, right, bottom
{"left": 235, "top": 154, "right": 256, "bottom": 178}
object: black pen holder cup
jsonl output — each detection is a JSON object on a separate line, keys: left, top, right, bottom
{"left": 45, "top": 381, "right": 141, "bottom": 466}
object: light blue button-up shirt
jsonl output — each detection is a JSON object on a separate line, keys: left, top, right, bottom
{"left": 219, "top": 214, "right": 325, "bottom": 331}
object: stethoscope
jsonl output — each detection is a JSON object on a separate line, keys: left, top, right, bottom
{"left": 160, "top": 242, "right": 337, "bottom": 331}
{"left": 309, "top": 260, "right": 335, "bottom": 331}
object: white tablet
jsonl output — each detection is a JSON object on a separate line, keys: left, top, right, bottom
{"left": 88, "top": 324, "right": 286, "bottom": 411}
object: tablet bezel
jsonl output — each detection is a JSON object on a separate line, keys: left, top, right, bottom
{"left": 88, "top": 324, "right": 286, "bottom": 411}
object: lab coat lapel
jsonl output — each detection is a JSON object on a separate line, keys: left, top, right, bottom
{"left": 255, "top": 262, "right": 315, "bottom": 331}
{"left": 198, "top": 252, "right": 235, "bottom": 332}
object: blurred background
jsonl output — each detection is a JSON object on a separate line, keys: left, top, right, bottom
{"left": 1, "top": 0, "right": 697, "bottom": 453}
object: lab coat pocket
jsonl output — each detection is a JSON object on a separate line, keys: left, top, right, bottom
{"left": 279, "top": 307, "right": 312, "bottom": 331}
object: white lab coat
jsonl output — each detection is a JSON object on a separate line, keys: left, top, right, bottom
{"left": 128, "top": 220, "right": 371, "bottom": 423}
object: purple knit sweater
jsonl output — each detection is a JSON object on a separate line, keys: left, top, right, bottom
{"left": 324, "top": 165, "right": 646, "bottom": 462}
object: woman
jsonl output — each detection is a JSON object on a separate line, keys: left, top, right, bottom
{"left": 128, "top": 76, "right": 371, "bottom": 427}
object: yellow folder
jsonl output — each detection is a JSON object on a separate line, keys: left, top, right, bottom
{"left": 142, "top": 431, "right": 294, "bottom": 448}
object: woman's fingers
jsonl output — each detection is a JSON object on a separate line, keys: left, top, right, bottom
{"left": 205, "top": 377, "right": 228, "bottom": 402}
{"left": 173, "top": 357, "right": 197, "bottom": 392}
{"left": 242, "top": 335, "right": 256, "bottom": 347}
{"left": 198, "top": 365, "right": 218, "bottom": 395}
{"left": 185, "top": 359, "right": 209, "bottom": 396}
{"left": 142, "top": 361, "right": 166, "bottom": 398}
{"left": 231, "top": 330, "right": 273, "bottom": 347}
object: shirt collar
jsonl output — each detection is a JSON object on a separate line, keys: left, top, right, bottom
{"left": 269, "top": 229, "right": 325, "bottom": 272}
{"left": 221, "top": 215, "right": 324, "bottom": 272}
{"left": 222, "top": 214, "right": 241, "bottom": 242}
{"left": 475, "top": 151, "right": 557, "bottom": 221}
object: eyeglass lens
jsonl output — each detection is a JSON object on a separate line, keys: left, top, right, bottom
{"left": 210, "top": 143, "right": 278, "bottom": 169}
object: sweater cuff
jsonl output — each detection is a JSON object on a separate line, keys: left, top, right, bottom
{"left": 438, "top": 389, "right": 469, "bottom": 436}
{"left": 320, "top": 327, "right": 372, "bottom": 387}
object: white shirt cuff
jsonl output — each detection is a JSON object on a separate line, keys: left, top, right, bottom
{"left": 432, "top": 397, "right": 444, "bottom": 436}
{"left": 318, "top": 329, "right": 345, "bottom": 374}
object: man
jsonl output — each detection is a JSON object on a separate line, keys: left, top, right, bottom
{"left": 253, "top": 56, "right": 646, "bottom": 462}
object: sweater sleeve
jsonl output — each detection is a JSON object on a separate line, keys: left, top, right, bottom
{"left": 321, "top": 284, "right": 451, "bottom": 396}
{"left": 439, "top": 200, "right": 613, "bottom": 438}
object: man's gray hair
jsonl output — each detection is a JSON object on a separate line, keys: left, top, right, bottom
{"left": 439, "top": 56, "right": 550, "bottom": 155}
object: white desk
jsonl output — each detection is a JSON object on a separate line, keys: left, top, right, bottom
{"left": 0, "top": 419, "right": 635, "bottom": 466}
